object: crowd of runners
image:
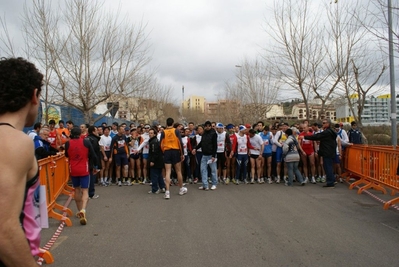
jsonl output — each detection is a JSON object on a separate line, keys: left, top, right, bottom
{"left": 31, "top": 116, "right": 364, "bottom": 201}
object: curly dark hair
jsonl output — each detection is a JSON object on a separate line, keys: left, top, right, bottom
{"left": 0, "top": 57, "right": 43, "bottom": 114}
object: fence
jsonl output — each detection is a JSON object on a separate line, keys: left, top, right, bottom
{"left": 342, "top": 144, "right": 399, "bottom": 210}
{"left": 37, "top": 154, "right": 73, "bottom": 264}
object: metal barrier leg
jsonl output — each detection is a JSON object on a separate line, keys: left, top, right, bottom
{"left": 38, "top": 249, "right": 54, "bottom": 264}
{"left": 62, "top": 185, "right": 74, "bottom": 197}
{"left": 53, "top": 202, "right": 73, "bottom": 217}
{"left": 48, "top": 209, "right": 73, "bottom": 227}
{"left": 357, "top": 182, "right": 387, "bottom": 195}
{"left": 349, "top": 177, "right": 369, "bottom": 190}
{"left": 384, "top": 197, "right": 399, "bottom": 210}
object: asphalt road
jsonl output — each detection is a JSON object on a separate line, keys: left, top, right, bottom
{"left": 41, "top": 181, "right": 399, "bottom": 267}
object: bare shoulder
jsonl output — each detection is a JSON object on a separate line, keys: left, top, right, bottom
{"left": 0, "top": 129, "right": 36, "bottom": 183}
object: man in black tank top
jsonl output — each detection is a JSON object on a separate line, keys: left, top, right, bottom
{"left": 0, "top": 57, "right": 43, "bottom": 267}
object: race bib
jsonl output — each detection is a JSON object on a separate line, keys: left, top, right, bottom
{"left": 238, "top": 145, "right": 247, "bottom": 153}
{"left": 217, "top": 141, "right": 225, "bottom": 153}
{"left": 117, "top": 140, "right": 125, "bottom": 148}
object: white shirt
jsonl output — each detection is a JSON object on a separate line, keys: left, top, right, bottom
{"left": 249, "top": 134, "right": 263, "bottom": 155}
{"left": 236, "top": 133, "right": 249, "bottom": 155}
{"left": 216, "top": 131, "right": 227, "bottom": 153}
{"left": 137, "top": 132, "right": 150, "bottom": 154}
{"left": 99, "top": 135, "right": 112, "bottom": 152}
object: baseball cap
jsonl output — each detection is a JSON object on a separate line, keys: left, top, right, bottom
{"left": 226, "top": 124, "right": 234, "bottom": 130}
{"left": 245, "top": 123, "right": 251, "bottom": 129}
{"left": 216, "top": 123, "right": 224, "bottom": 128}
{"left": 144, "top": 124, "right": 151, "bottom": 129}
{"left": 239, "top": 125, "right": 246, "bottom": 132}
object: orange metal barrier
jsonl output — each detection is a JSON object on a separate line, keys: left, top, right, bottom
{"left": 343, "top": 145, "right": 399, "bottom": 210}
{"left": 38, "top": 154, "right": 73, "bottom": 226}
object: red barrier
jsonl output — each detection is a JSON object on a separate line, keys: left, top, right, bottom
{"left": 38, "top": 154, "right": 73, "bottom": 226}
{"left": 343, "top": 145, "right": 399, "bottom": 210}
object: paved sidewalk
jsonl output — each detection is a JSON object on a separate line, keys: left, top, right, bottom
{"left": 41, "top": 181, "right": 399, "bottom": 267}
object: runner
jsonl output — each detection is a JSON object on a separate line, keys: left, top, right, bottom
{"left": 109, "top": 125, "right": 130, "bottom": 187}
{"left": 0, "top": 57, "right": 43, "bottom": 267}
{"left": 259, "top": 126, "right": 273, "bottom": 184}
{"left": 160, "top": 118, "right": 187, "bottom": 199}
{"left": 99, "top": 126, "right": 112, "bottom": 186}
{"left": 65, "top": 127, "right": 99, "bottom": 225}
{"left": 248, "top": 129, "right": 264, "bottom": 184}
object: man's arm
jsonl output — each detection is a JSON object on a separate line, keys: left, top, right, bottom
{"left": 84, "top": 138, "right": 99, "bottom": 169}
{"left": 0, "top": 135, "right": 40, "bottom": 267}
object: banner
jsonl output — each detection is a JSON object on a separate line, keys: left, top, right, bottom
{"left": 42, "top": 104, "right": 62, "bottom": 125}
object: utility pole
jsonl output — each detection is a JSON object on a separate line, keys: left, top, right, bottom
{"left": 388, "top": 0, "right": 397, "bottom": 146}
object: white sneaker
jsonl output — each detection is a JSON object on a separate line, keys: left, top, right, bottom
{"left": 276, "top": 177, "right": 280, "bottom": 184}
{"left": 164, "top": 191, "right": 170, "bottom": 199}
{"left": 161, "top": 188, "right": 166, "bottom": 193}
{"left": 211, "top": 185, "right": 217, "bottom": 190}
{"left": 179, "top": 187, "right": 188, "bottom": 196}
{"left": 250, "top": 178, "right": 255, "bottom": 184}
{"left": 259, "top": 178, "right": 265, "bottom": 184}
{"left": 118, "top": 181, "right": 122, "bottom": 187}
{"left": 304, "top": 177, "right": 309, "bottom": 184}
{"left": 267, "top": 177, "right": 273, "bottom": 184}
{"left": 311, "top": 177, "right": 316, "bottom": 184}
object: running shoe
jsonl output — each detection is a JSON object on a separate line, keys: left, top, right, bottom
{"left": 225, "top": 178, "right": 230, "bottom": 185}
{"left": 321, "top": 177, "right": 326, "bottom": 183}
{"left": 276, "top": 177, "right": 280, "bottom": 184}
{"left": 267, "top": 177, "right": 273, "bottom": 184}
{"left": 311, "top": 177, "right": 316, "bottom": 184}
{"left": 304, "top": 177, "right": 309, "bottom": 184}
{"left": 193, "top": 178, "right": 198, "bottom": 184}
{"left": 77, "top": 210, "right": 87, "bottom": 225}
{"left": 210, "top": 185, "right": 217, "bottom": 190}
{"left": 316, "top": 177, "right": 321, "bottom": 183}
{"left": 164, "top": 191, "right": 170, "bottom": 199}
{"left": 250, "top": 178, "right": 255, "bottom": 184}
{"left": 198, "top": 186, "right": 209, "bottom": 191}
{"left": 118, "top": 181, "right": 122, "bottom": 187}
{"left": 179, "top": 187, "right": 188, "bottom": 195}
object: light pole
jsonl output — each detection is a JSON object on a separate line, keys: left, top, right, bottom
{"left": 388, "top": 0, "right": 397, "bottom": 146}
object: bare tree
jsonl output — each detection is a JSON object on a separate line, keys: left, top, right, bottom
{"left": 309, "top": 0, "right": 369, "bottom": 119}
{"left": 264, "top": 0, "right": 319, "bottom": 120}
{"left": 23, "top": 0, "right": 151, "bottom": 124}
{"left": 224, "top": 58, "right": 278, "bottom": 123}
{"left": 21, "top": 0, "right": 60, "bottom": 123}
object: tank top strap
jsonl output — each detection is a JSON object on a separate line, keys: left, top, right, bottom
{"left": 0, "top": 122, "right": 15, "bottom": 128}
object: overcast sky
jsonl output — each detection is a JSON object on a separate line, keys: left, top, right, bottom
{"left": 0, "top": 0, "right": 274, "bottom": 103}
{"left": 114, "top": 0, "right": 273, "bottom": 102}
{"left": 0, "top": 0, "right": 393, "bottom": 104}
